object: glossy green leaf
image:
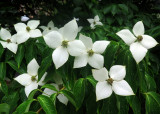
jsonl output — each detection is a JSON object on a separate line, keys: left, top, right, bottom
{"left": 41, "top": 84, "right": 58, "bottom": 92}
{"left": 0, "top": 62, "right": 6, "bottom": 80}
{"left": 0, "top": 103, "right": 10, "bottom": 114}
{"left": 86, "top": 75, "right": 97, "bottom": 87}
{"left": 38, "top": 95, "right": 57, "bottom": 114}
{"left": 0, "top": 80, "right": 8, "bottom": 95}
{"left": 0, "top": 43, "right": 4, "bottom": 58}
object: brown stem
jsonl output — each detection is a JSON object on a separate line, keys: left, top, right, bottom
{"left": 36, "top": 107, "right": 42, "bottom": 114}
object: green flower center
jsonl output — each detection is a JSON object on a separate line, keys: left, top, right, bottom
{"left": 93, "top": 21, "right": 96, "bottom": 24}
{"left": 48, "top": 27, "right": 51, "bottom": 30}
{"left": 62, "top": 40, "right": 68, "bottom": 48}
{"left": 31, "top": 76, "right": 37, "bottom": 82}
{"left": 26, "top": 26, "right": 31, "bottom": 32}
{"left": 87, "top": 49, "right": 94, "bottom": 56}
{"left": 137, "top": 35, "right": 143, "bottom": 42}
{"left": 107, "top": 78, "right": 113, "bottom": 85}
{"left": 6, "top": 39, "right": 11, "bottom": 43}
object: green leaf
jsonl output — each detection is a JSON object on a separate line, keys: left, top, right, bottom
{"left": 0, "top": 43, "right": 4, "bottom": 58}
{"left": 41, "top": 84, "right": 58, "bottom": 92}
{"left": 145, "top": 73, "right": 156, "bottom": 91}
{"left": 15, "top": 44, "right": 25, "bottom": 68}
{"left": 14, "top": 99, "right": 35, "bottom": 114}
{"left": 59, "top": 90, "right": 77, "bottom": 109}
{"left": 0, "top": 80, "right": 8, "bottom": 95}
{"left": 111, "top": 4, "right": 118, "bottom": 16}
{"left": 86, "top": 75, "right": 97, "bottom": 87}
{"left": 0, "top": 62, "right": 6, "bottom": 80}
{"left": 50, "top": 93, "right": 57, "bottom": 103}
{"left": 28, "top": 89, "right": 39, "bottom": 100}
{"left": 38, "top": 55, "right": 52, "bottom": 81}
{"left": 38, "top": 95, "right": 57, "bottom": 114}
{"left": 145, "top": 92, "right": 160, "bottom": 113}
{"left": 73, "top": 78, "right": 85, "bottom": 110}
{"left": 118, "top": 4, "right": 128, "bottom": 13}
{"left": 103, "top": 6, "right": 112, "bottom": 14}
{"left": 0, "top": 103, "right": 10, "bottom": 114}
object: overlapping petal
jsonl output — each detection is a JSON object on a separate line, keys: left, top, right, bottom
{"left": 0, "top": 28, "right": 11, "bottom": 40}
{"left": 29, "top": 29, "right": 42, "bottom": 38}
{"left": 25, "top": 81, "right": 38, "bottom": 97}
{"left": 27, "top": 58, "right": 40, "bottom": 76}
{"left": 79, "top": 34, "right": 93, "bottom": 50}
{"left": 92, "top": 41, "right": 110, "bottom": 54}
{"left": 14, "top": 23, "right": 27, "bottom": 32}
{"left": 6, "top": 43, "right": 18, "bottom": 54}
{"left": 73, "top": 54, "right": 88, "bottom": 68}
{"left": 27, "top": 20, "right": 40, "bottom": 29}
{"left": 16, "top": 31, "right": 30, "bottom": 44}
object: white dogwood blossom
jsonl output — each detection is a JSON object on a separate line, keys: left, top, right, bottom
{"left": 87, "top": 15, "right": 103, "bottom": 29}
{"left": 14, "top": 58, "right": 47, "bottom": 97}
{"left": 14, "top": 20, "right": 42, "bottom": 44}
{"left": 116, "top": 21, "right": 158, "bottom": 63}
{"left": 69, "top": 34, "right": 110, "bottom": 69}
{"left": 44, "top": 19, "right": 84, "bottom": 69}
{"left": 40, "top": 21, "right": 58, "bottom": 35}
{"left": 0, "top": 28, "right": 18, "bottom": 54}
{"left": 92, "top": 65, "right": 134, "bottom": 101}
{"left": 21, "top": 15, "right": 29, "bottom": 22}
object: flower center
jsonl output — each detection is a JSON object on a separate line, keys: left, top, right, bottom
{"left": 48, "top": 27, "right": 51, "bottom": 30}
{"left": 31, "top": 76, "right": 37, "bottom": 82}
{"left": 87, "top": 49, "right": 94, "bottom": 56}
{"left": 26, "top": 26, "right": 31, "bottom": 32}
{"left": 62, "top": 40, "right": 68, "bottom": 48}
{"left": 6, "top": 39, "right": 11, "bottom": 43}
{"left": 137, "top": 35, "right": 143, "bottom": 42}
{"left": 93, "top": 21, "right": 96, "bottom": 24}
{"left": 107, "top": 78, "right": 113, "bottom": 85}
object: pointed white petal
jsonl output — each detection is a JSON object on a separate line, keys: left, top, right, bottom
{"left": 116, "top": 29, "right": 136, "bottom": 45}
{"left": 0, "top": 41, "right": 7, "bottom": 48}
{"left": 140, "top": 35, "right": 158, "bottom": 49}
{"left": 38, "top": 72, "right": 47, "bottom": 86}
{"left": 96, "top": 81, "right": 112, "bottom": 101}
{"left": 94, "top": 15, "right": 100, "bottom": 22}
{"left": 67, "top": 40, "right": 86, "bottom": 56}
{"left": 73, "top": 54, "right": 88, "bottom": 68}
{"left": 14, "top": 74, "right": 32, "bottom": 86}
{"left": 14, "top": 23, "right": 27, "bottom": 32}
{"left": 92, "top": 41, "right": 110, "bottom": 54}
{"left": 29, "top": 29, "right": 42, "bottom": 38}
{"left": 47, "top": 21, "right": 55, "bottom": 29}
{"left": 43, "top": 88, "right": 56, "bottom": 97}
{"left": 62, "top": 19, "right": 78, "bottom": 41}
{"left": 133, "top": 21, "right": 144, "bottom": 37}
{"left": 44, "top": 31, "right": 62, "bottom": 49}
{"left": 96, "top": 22, "right": 103, "bottom": 26}
{"left": 112, "top": 80, "right": 134, "bottom": 96}
{"left": 11, "top": 34, "right": 17, "bottom": 43}
{"left": 16, "top": 31, "right": 30, "bottom": 44}
{"left": 92, "top": 67, "right": 109, "bottom": 82}
{"left": 42, "top": 29, "right": 52, "bottom": 36}
{"left": 57, "top": 94, "right": 68, "bottom": 105}
{"left": 130, "top": 42, "right": 147, "bottom": 63}
{"left": 21, "top": 16, "right": 29, "bottom": 22}
{"left": 25, "top": 82, "right": 38, "bottom": 97}
{"left": 79, "top": 34, "right": 93, "bottom": 50}
{"left": 27, "top": 58, "right": 40, "bottom": 76}
{"left": 0, "top": 28, "right": 11, "bottom": 40}
{"left": 109, "top": 65, "right": 126, "bottom": 81}
{"left": 90, "top": 24, "right": 95, "bottom": 29}
{"left": 6, "top": 43, "right": 18, "bottom": 54}
{"left": 88, "top": 54, "right": 104, "bottom": 69}
{"left": 87, "top": 19, "right": 94, "bottom": 24}
{"left": 52, "top": 46, "right": 69, "bottom": 69}
{"left": 27, "top": 20, "right": 40, "bottom": 29}
{"left": 39, "top": 26, "right": 47, "bottom": 30}
{"left": 78, "top": 26, "right": 83, "bottom": 32}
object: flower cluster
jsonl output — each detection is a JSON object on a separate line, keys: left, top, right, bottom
{"left": 0, "top": 15, "right": 158, "bottom": 102}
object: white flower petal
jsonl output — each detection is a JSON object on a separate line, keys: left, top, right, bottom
{"left": 27, "top": 20, "right": 40, "bottom": 29}
{"left": 67, "top": 40, "right": 86, "bottom": 56}
{"left": 116, "top": 29, "right": 136, "bottom": 45}
{"left": 130, "top": 42, "right": 147, "bottom": 63}
{"left": 92, "top": 67, "right": 109, "bottom": 82}
{"left": 62, "top": 19, "right": 78, "bottom": 41}
{"left": 87, "top": 19, "right": 94, "bottom": 24}
{"left": 44, "top": 31, "right": 62, "bottom": 49}
{"left": 96, "top": 81, "right": 112, "bottom": 101}
{"left": 6, "top": 43, "right": 18, "bottom": 54}
{"left": 47, "top": 21, "right": 55, "bottom": 29}
{"left": 29, "top": 29, "right": 42, "bottom": 38}
{"left": 0, "top": 28, "right": 11, "bottom": 40}
{"left": 11, "top": 34, "right": 17, "bottom": 43}
{"left": 52, "top": 46, "right": 69, "bottom": 69}
{"left": 38, "top": 72, "right": 47, "bottom": 86}
{"left": 14, "top": 74, "right": 32, "bottom": 86}
{"left": 25, "top": 82, "right": 38, "bottom": 97}
{"left": 109, "top": 65, "right": 126, "bottom": 81}
{"left": 16, "top": 31, "right": 30, "bottom": 44}
{"left": 79, "top": 34, "right": 93, "bottom": 50}
{"left": 140, "top": 35, "right": 158, "bottom": 49}
{"left": 0, "top": 41, "right": 7, "bottom": 48}
{"left": 42, "top": 29, "right": 53, "bottom": 36}
{"left": 43, "top": 88, "right": 56, "bottom": 97}
{"left": 57, "top": 94, "right": 68, "bottom": 105}
{"left": 133, "top": 21, "right": 144, "bottom": 37}
{"left": 92, "top": 41, "right": 110, "bottom": 54}
{"left": 88, "top": 54, "right": 104, "bottom": 69}
{"left": 73, "top": 54, "right": 88, "bottom": 68}
{"left": 94, "top": 15, "right": 100, "bottom": 22}
{"left": 21, "top": 16, "right": 29, "bottom": 22}
{"left": 27, "top": 58, "right": 40, "bottom": 76}
{"left": 96, "top": 22, "right": 103, "bottom": 26}
{"left": 14, "top": 23, "right": 27, "bottom": 32}
{"left": 112, "top": 80, "right": 134, "bottom": 96}
{"left": 90, "top": 24, "right": 95, "bottom": 29}
{"left": 39, "top": 26, "right": 47, "bottom": 30}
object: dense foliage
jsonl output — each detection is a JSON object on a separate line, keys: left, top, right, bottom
{"left": 0, "top": 0, "right": 160, "bottom": 114}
